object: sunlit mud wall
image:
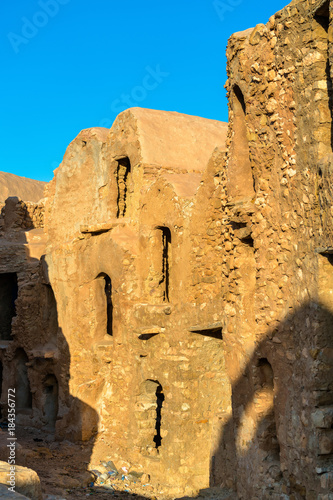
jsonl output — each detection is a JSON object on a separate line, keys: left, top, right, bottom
{"left": 43, "top": 109, "right": 231, "bottom": 496}
{"left": 210, "top": 0, "right": 333, "bottom": 498}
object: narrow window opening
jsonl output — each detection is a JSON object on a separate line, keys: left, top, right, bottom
{"left": 96, "top": 273, "right": 113, "bottom": 336}
{"left": 0, "top": 273, "right": 18, "bottom": 341}
{"left": 15, "top": 349, "right": 32, "bottom": 411}
{"left": 104, "top": 275, "right": 113, "bottom": 336}
{"left": 157, "top": 227, "right": 171, "bottom": 302}
{"left": 43, "top": 374, "right": 58, "bottom": 431}
{"left": 153, "top": 383, "right": 164, "bottom": 450}
{"left": 116, "top": 157, "right": 131, "bottom": 217}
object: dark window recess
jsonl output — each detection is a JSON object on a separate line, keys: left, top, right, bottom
{"left": 0, "top": 273, "right": 18, "bottom": 341}
{"left": 116, "top": 157, "right": 131, "bottom": 217}
{"left": 153, "top": 384, "right": 165, "bottom": 450}
{"left": 104, "top": 275, "right": 113, "bottom": 336}
{"left": 157, "top": 226, "right": 171, "bottom": 302}
{"left": 138, "top": 333, "right": 159, "bottom": 341}
{"left": 189, "top": 323, "right": 223, "bottom": 340}
{"left": 15, "top": 349, "right": 32, "bottom": 410}
{"left": 97, "top": 273, "right": 113, "bottom": 336}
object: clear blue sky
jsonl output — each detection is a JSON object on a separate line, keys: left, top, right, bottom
{"left": 2, "top": 0, "right": 288, "bottom": 182}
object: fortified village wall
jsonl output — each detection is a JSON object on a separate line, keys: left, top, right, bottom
{"left": 0, "top": 0, "right": 333, "bottom": 499}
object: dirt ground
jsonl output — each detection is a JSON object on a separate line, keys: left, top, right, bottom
{"left": 0, "top": 425, "right": 158, "bottom": 499}
{"left": 0, "top": 425, "right": 237, "bottom": 500}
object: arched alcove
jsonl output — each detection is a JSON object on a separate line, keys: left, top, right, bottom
{"left": 0, "top": 273, "right": 18, "bottom": 340}
{"left": 43, "top": 374, "right": 58, "bottom": 431}
{"left": 256, "top": 358, "right": 280, "bottom": 463}
{"left": 228, "top": 85, "right": 255, "bottom": 201}
{"left": 15, "top": 349, "right": 32, "bottom": 411}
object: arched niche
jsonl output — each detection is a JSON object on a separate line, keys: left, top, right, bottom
{"left": 255, "top": 358, "right": 280, "bottom": 463}
{"left": 43, "top": 374, "right": 58, "bottom": 431}
{"left": 15, "top": 349, "right": 32, "bottom": 411}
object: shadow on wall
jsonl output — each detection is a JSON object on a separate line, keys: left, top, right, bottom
{"left": 36, "top": 258, "right": 100, "bottom": 444}
{"left": 210, "top": 301, "right": 333, "bottom": 498}
{"left": 0, "top": 201, "right": 99, "bottom": 472}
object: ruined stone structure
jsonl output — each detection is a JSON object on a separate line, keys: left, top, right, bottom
{"left": 1, "top": 0, "right": 333, "bottom": 498}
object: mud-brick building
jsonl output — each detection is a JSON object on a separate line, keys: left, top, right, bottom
{"left": 1, "top": 0, "right": 333, "bottom": 498}
{"left": 212, "top": 0, "right": 333, "bottom": 498}
{"left": 42, "top": 108, "right": 230, "bottom": 496}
